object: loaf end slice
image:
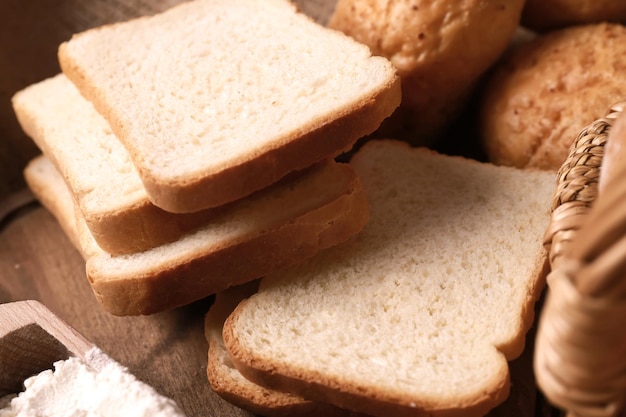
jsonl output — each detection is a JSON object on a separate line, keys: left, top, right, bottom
{"left": 224, "top": 140, "right": 555, "bottom": 417}
{"left": 58, "top": 0, "right": 401, "bottom": 213}
{"left": 24, "top": 156, "right": 370, "bottom": 316}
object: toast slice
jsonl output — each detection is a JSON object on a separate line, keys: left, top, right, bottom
{"left": 58, "top": 0, "right": 401, "bottom": 213}
{"left": 23, "top": 156, "right": 369, "bottom": 316}
{"left": 205, "top": 282, "right": 366, "bottom": 417}
{"left": 223, "top": 140, "right": 554, "bottom": 417}
{"left": 12, "top": 74, "right": 221, "bottom": 255}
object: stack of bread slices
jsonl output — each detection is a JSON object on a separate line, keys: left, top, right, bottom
{"left": 16, "top": 0, "right": 560, "bottom": 416}
{"left": 13, "top": 0, "right": 401, "bottom": 316}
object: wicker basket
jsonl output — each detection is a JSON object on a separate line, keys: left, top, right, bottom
{"left": 535, "top": 102, "right": 626, "bottom": 417}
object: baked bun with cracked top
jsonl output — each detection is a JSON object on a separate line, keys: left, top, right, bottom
{"left": 328, "top": 0, "right": 524, "bottom": 145}
{"left": 479, "top": 23, "right": 626, "bottom": 171}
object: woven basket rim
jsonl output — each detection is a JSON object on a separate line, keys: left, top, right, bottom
{"left": 536, "top": 101, "right": 626, "bottom": 417}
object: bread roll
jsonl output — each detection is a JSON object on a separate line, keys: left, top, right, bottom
{"left": 480, "top": 23, "right": 626, "bottom": 170}
{"left": 522, "top": 0, "right": 626, "bottom": 32}
{"left": 328, "top": 0, "right": 524, "bottom": 145}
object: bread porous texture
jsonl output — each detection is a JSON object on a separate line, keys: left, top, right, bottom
{"left": 480, "top": 23, "right": 626, "bottom": 170}
{"left": 205, "top": 282, "right": 364, "bottom": 417}
{"left": 58, "top": 0, "right": 400, "bottom": 213}
{"left": 224, "top": 140, "right": 554, "bottom": 417}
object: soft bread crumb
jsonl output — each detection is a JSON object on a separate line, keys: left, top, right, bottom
{"left": 58, "top": 0, "right": 400, "bottom": 212}
{"left": 224, "top": 140, "right": 555, "bottom": 417}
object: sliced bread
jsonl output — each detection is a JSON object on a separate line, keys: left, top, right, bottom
{"left": 205, "top": 282, "right": 367, "bottom": 417}
{"left": 223, "top": 140, "right": 554, "bottom": 417}
{"left": 23, "top": 156, "right": 370, "bottom": 316}
{"left": 12, "top": 73, "right": 219, "bottom": 255}
{"left": 58, "top": 0, "right": 401, "bottom": 213}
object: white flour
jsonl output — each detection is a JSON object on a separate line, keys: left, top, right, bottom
{"left": 0, "top": 348, "right": 186, "bottom": 417}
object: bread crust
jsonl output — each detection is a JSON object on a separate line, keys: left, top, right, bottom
{"left": 84, "top": 200, "right": 223, "bottom": 254}
{"left": 480, "top": 23, "right": 626, "bottom": 170}
{"left": 25, "top": 155, "right": 370, "bottom": 316}
{"left": 225, "top": 299, "right": 510, "bottom": 417}
{"left": 87, "top": 166, "right": 370, "bottom": 315}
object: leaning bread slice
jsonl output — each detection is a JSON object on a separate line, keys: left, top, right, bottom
{"left": 205, "top": 282, "right": 368, "bottom": 417}
{"left": 58, "top": 0, "right": 401, "bottom": 213}
{"left": 23, "top": 156, "right": 369, "bottom": 316}
{"left": 223, "top": 140, "right": 554, "bottom": 417}
{"left": 12, "top": 74, "right": 220, "bottom": 255}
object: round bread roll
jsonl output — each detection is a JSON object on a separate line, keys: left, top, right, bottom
{"left": 599, "top": 109, "right": 626, "bottom": 194}
{"left": 479, "top": 23, "right": 626, "bottom": 171}
{"left": 328, "top": 0, "right": 524, "bottom": 146}
{"left": 522, "top": 0, "right": 626, "bottom": 32}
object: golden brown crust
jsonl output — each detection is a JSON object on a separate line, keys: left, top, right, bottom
{"left": 521, "top": 0, "right": 626, "bottom": 32}
{"left": 480, "top": 23, "right": 626, "bottom": 171}
{"left": 87, "top": 170, "right": 370, "bottom": 315}
{"left": 85, "top": 200, "right": 223, "bottom": 254}
{"left": 329, "top": 0, "right": 524, "bottom": 145}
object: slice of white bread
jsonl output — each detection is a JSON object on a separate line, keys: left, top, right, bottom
{"left": 207, "top": 284, "right": 539, "bottom": 417}
{"left": 58, "top": 0, "right": 401, "bottom": 213}
{"left": 223, "top": 140, "right": 554, "bottom": 417}
{"left": 23, "top": 156, "right": 370, "bottom": 316}
{"left": 205, "top": 282, "right": 368, "bottom": 417}
{"left": 12, "top": 73, "right": 220, "bottom": 255}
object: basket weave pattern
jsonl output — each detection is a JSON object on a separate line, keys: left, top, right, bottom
{"left": 535, "top": 102, "right": 626, "bottom": 417}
